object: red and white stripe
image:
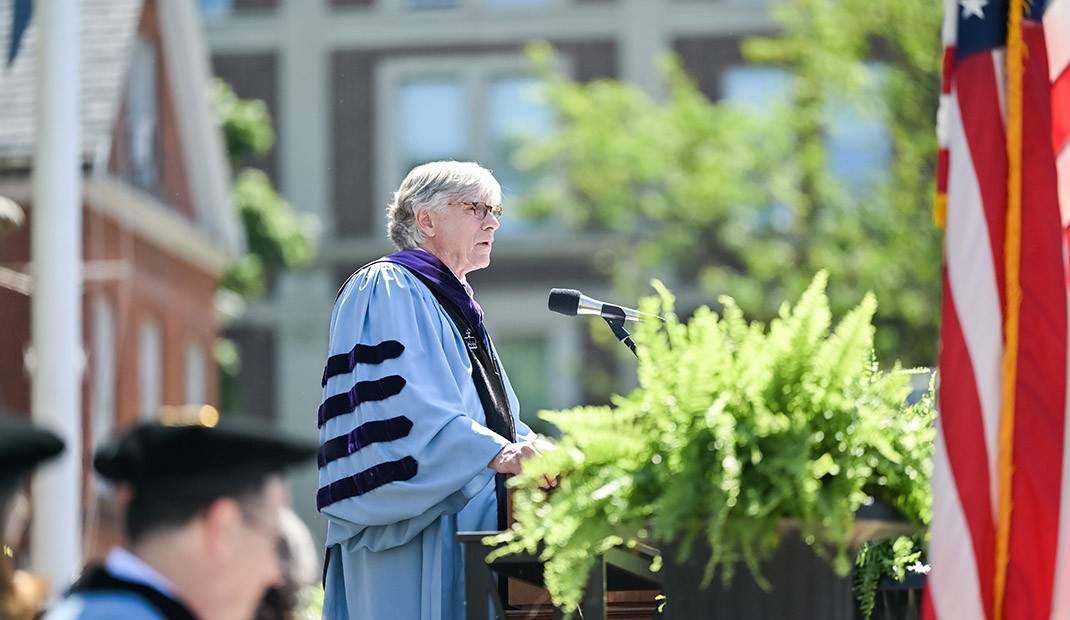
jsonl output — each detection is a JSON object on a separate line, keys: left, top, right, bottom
{"left": 1047, "top": 0, "right": 1070, "bottom": 618}
{"left": 930, "top": 2, "right": 1003, "bottom": 616}
{"left": 1047, "top": 0, "right": 1070, "bottom": 230}
{"left": 929, "top": 0, "right": 1070, "bottom": 618}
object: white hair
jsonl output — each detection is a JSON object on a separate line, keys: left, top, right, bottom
{"left": 386, "top": 161, "right": 502, "bottom": 250}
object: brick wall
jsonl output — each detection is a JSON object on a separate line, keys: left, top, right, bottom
{"left": 0, "top": 201, "right": 221, "bottom": 427}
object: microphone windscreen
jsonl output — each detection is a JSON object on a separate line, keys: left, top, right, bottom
{"left": 548, "top": 288, "right": 582, "bottom": 316}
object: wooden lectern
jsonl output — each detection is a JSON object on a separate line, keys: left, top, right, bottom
{"left": 457, "top": 532, "right": 662, "bottom": 620}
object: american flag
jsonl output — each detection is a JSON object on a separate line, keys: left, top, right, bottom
{"left": 929, "top": 0, "right": 1070, "bottom": 618}
{"left": 5, "top": 0, "right": 32, "bottom": 66}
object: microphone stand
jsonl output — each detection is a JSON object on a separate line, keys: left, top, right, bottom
{"left": 603, "top": 317, "right": 638, "bottom": 358}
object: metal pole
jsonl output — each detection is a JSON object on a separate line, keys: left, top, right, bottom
{"left": 31, "top": 0, "right": 83, "bottom": 598}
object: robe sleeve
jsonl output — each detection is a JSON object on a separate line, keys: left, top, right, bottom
{"left": 317, "top": 263, "right": 515, "bottom": 550}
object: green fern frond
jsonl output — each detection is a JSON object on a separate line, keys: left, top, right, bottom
{"left": 492, "top": 272, "right": 934, "bottom": 613}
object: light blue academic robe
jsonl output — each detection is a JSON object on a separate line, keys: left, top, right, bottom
{"left": 318, "top": 262, "right": 533, "bottom": 620}
{"left": 41, "top": 548, "right": 187, "bottom": 620}
{"left": 43, "top": 594, "right": 168, "bottom": 620}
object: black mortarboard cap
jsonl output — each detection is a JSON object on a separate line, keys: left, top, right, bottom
{"left": 0, "top": 413, "right": 65, "bottom": 493}
{"left": 93, "top": 415, "right": 316, "bottom": 489}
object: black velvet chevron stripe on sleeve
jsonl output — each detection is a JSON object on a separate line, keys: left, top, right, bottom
{"left": 321, "top": 340, "right": 405, "bottom": 387}
{"left": 317, "top": 375, "right": 407, "bottom": 428}
{"left": 316, "top": 456, "right": 419, "bottom": 510}
{"left": 317, "top": 416, "right": 414, "bottom": 468}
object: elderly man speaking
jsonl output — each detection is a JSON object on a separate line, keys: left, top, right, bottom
{"left": 317, "top": 161, "right": 543, "bottom": 619}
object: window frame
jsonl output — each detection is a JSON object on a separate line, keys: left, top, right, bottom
{"left": 196, "top": 0, "right": 234, "bottom": 18}
{"left": 126, "top": 34, "right": 160, "bottom": 195}
{"left": 381, "top": 0, "right": 565, "bottom": 13}
{"left": 719, "top": 63, "right": 892, "bottom": 198}
{"left": 479, "top": 287, "right": 584, "bottom": 426}
{"left": 375, "top": 53, "right": 567, "bottom": 236}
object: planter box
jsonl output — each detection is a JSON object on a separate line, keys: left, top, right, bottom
{"left": 458, "top": 532, "right": 662, "bottom": 620}
{"left": 658, "top": 502, "right": 917, "bottom": 620}
{"left": 659, "top": 533, "right": 854, "bottom": 620}
{"left": 858, "top": 573, "right": 924, "bottom": 620}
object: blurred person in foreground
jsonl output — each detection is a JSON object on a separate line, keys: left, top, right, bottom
{"left": 254, "top": 507, "right": 318, "bottom": 620}
{"left": 42, "top": 416, "right": 316, "bottom": 620}
{"left": 318, "top": 161, "right": 546, "bottom": 619}
{"left": 0, "top": 414, "right": 64, "bottom": 620}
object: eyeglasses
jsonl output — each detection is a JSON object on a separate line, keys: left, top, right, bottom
{"left": 448, "top": 201, "right": 503, "bottom": 221}
{"left": 241, "top": 510, "right": 285, "bottom": 557}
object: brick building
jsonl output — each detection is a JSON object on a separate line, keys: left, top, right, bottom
{"left": 0, "top": 0, "right": 241, "bottom": 552}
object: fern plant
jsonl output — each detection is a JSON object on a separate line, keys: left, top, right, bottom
{"left": 490, "top": 272, "right": 933, "bottom": 614}
{"left": 854, "top": 534, "right": 927, "bottom": 619}
{"left": 854, "top": 374, "right": 934, "bottom": 619}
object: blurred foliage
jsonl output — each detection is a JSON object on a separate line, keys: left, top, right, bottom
{"left": 210, "top": 78, "right": 317, "bottom": 299}
{"left": 854, "top": 372, "right": 935, "bottom": 618}
{"left": 222, "top": 169, "right": 318, "bottom": 297}
{"left": 211, "top": 78, "right": 275, "bottom": 169}
{"left": 516, "top": 0, "right": 943, "bottom": 366}
{"left": 211, "top": 79, "right": 318, "bottom": 416}
{"left": 492, "top": 273, "right": 934, "bottom": 614}
{"left": 855, "top": 533, "right": 927, "bottom": 619}
{"left": 295, "top": 584, "right": 323, "bottom": 620}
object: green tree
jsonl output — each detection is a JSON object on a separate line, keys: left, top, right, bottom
{"left": 518, "top": 0, "right": 943, "bottom": 366}
{"left": 211, "top": 79, "right": 317, "bottom": 412}
{"left": 211, "top": 78, "right": 316, "bottom": 299}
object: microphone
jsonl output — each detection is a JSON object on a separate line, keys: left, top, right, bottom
{"left": 547, "top": 288, "right": 649, "bottom": 322}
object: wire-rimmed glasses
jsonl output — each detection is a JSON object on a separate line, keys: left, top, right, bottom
{"left": 448, "top": 201, "right": 503, "bottom": 221}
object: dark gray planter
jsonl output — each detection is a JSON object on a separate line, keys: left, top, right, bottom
{"left": 657, "top": 501, "right": 917, "bottom": 620}
{"left": 658, "top": 533, "right": 855, "bottom": 620}
{"left": 857, "top": 573, "right": 924, "bottom": 620}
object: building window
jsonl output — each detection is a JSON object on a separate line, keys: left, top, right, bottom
{"left": 381, "top": 58, "right": 555, "bottom": 235}
{"left": 487, "top": 74, "right": 553, "bottom": 198}
{"left": 402, "top": 0, "right": 549, "bottom": 8}
{"left": 185, "top": 341, "right": 207, "bottom": 405}
{"left": 91, "top": 296, "right": 116, "bottom": 449}
{"left": 721, "top": 65, "right": 791, "bottom": 114}
{"left": 399, "top": 77, "right": 468, "bottom": 170}
{"left": 495, "top": 336, "right": 554, "bottom": 435}
{"left": 721, "top": 66, "right": 792, "bottom": 227}
{"left": 197, "top": 0, "right": 233, "bottom": 17}
{"left": 138, "top": 319, "right": 163, "bottom": 420}
{"left": 486, "top": 0, "right": 549, "bottom": 6}
{"left": 823, "top": 65, "right": 892, "bottom": 196}
{"left": 721, "top": 64, "right": 891, "bottom": 198}
{"left": 126, "top": 35, "right": 160, "bottom": 194}
{"left": 673, "top": 0, "right": 765, "bottom": 3}
{"left": 481, "top": 289, "right": 583, "bottom": 438}
{"left": 405, "top": 0, "right": 457, "bottom": 8}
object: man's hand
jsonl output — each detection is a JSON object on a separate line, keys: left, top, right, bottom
{"left": 488, "top": 442, "right": 540, "bottom": 475}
